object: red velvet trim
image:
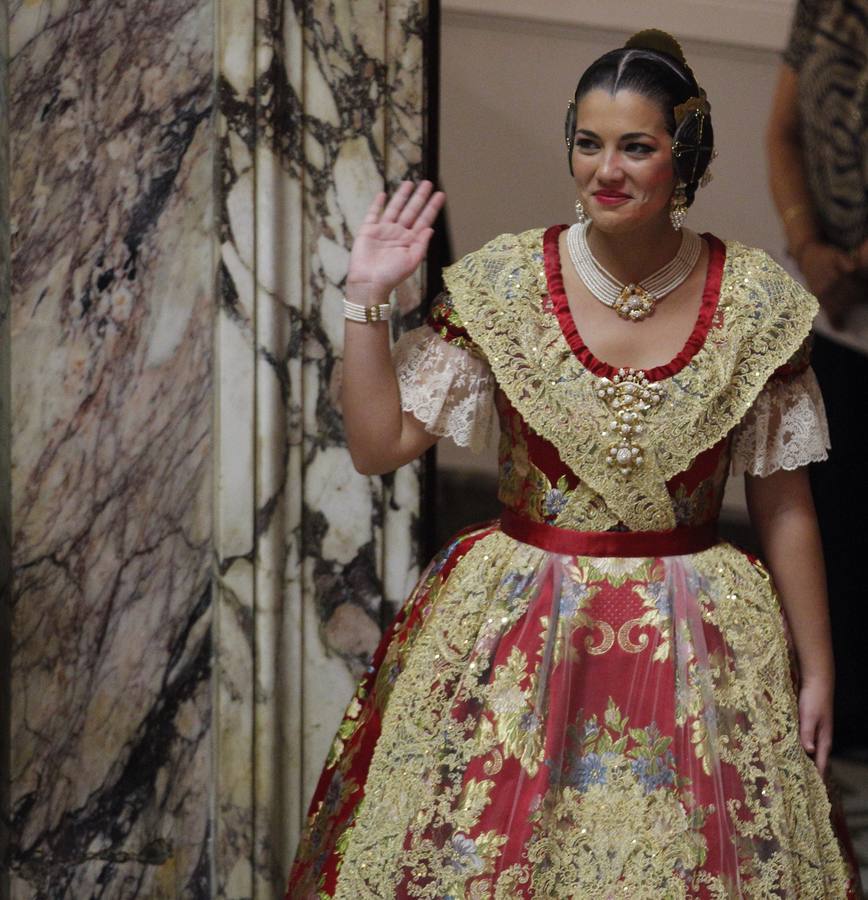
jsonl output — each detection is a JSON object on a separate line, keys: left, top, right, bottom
{"left": 543, "top": 224, "right": 726, "bottom": 383}
{"left": 425, "top": 312, "right": 472, "bottom": 344}
{"left": 497, "top": 390, "right": 580, "bottom": 493}
{"left": 770, "top": 358, "right": 811, "bottom": 380}
{"left": 501, "top": 508, "right": 718, "bottom": 557}
{"left": 666, "top": 436, "right": 728, "bottom": 493}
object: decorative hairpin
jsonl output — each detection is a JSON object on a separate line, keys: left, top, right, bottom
{"left": 674, "top": 90, "right": 710, "bottom": 127}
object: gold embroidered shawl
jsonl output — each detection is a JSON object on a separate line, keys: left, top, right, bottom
{"left": 442, "top": 229, "right": 818, "bottom": 531}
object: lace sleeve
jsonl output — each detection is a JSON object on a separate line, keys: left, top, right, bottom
{"left": 731, "top": 367, "right": 830, "bottom": 477}
{"left": 393, "top": 325, "right": 495, "bottom": 453}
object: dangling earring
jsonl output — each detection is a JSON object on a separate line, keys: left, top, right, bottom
{"left": 669, "top": 182, "right": 688, "bottom": 230}
{"left": 575, "top": 198, "right": 589, "bottom": 225}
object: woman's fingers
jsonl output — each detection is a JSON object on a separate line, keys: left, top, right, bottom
{"left": 380, "top": 180, "right": 415, "bottom": 223}
{"left": 397, "top": 180, "right": 433, "bottom": 228}
{"left": 833, "top": 247, "right": 858, "bottom": 273}
{"left": 361, "top": 192, "right": 387, "bottom": 226}
{"left": 800, "top": 710, "right": 816, "bottom": 755}
{"left": 816, "top": 720, "right": 832, "bottom": 777}
{"left": 799, "top": 685, "right": 833, "bottom": 777}
{"left": 364, "top": 181, "right": 443, "bottom": 242}
{"left": 411, "top": 191, "right": 446, "bottom": 234}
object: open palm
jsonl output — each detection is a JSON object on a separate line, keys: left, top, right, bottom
{"left": 347, "top": 181, "right": 445, "bottom": 294}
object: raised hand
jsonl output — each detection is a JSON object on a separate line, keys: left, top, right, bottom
{"left": 346, "top": 180, "right": 445, "bottom": 298}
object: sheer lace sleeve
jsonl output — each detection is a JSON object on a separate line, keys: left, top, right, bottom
{"left": 731, "top": 367, "right": 830, "bottom": 477}
{"left": 393, "top": 325, "right": 495, "bottom": 453}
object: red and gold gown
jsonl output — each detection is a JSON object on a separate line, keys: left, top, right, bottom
{"left": 288, "top": 226, "right": 860, "bottom": 898}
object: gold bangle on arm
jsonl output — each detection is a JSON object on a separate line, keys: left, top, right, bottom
{"left": 781, "top": 202, "right": 813, "bottom": 227}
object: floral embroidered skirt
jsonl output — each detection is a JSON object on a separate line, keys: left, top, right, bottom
{"left": 287, "top": 521, "right": 859, "bottom": 899}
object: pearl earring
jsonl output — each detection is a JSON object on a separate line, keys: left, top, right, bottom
{"left": 669, "top": 182, "right": 688, "bottom": 230}
{"left": 575, "top": 198, "right": 589, "bottom": 225}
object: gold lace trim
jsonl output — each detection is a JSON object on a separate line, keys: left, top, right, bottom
{"left": 442, "top": 230, "right": 817, "bottom": 531}
{"left": 334, "top": 532, "right": 544, "bottom": 898}
{"left": 330, "top": 540, "right": 851, "bottom": 897}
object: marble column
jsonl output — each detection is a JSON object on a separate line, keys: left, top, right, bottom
{"left": 1, "top": 1, "right": 429, "bottom": 897}
{"left": 214, "top": 1, "right": 428, "bottom": 893}
{"left": 1, "top": 3, "right": 11, "bottom": 892}
{"left": 3, "top": 1, "right": 215, "bottom": 896}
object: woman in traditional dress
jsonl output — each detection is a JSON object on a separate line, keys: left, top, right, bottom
{"left": 288, "top": 29, "right": 860, "bottom": 898}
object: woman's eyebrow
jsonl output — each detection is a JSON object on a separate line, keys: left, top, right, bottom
{"left": 575, "top": 128, "right": 658, "bottom": 141}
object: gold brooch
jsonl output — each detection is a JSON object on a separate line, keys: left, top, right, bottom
{"left": 613, "top": 284, "right": 656, "bottom": 321}
{"left": 596, "top": 369, "right": 664, "bottom": 475}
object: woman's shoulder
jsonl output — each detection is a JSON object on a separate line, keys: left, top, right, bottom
{"left": 712, "top": 239, "right": 818, "bottom": 376}
{"left": 448, "top": 227, "right": 549, "bottom": 269}
{"left": 719, "top": 239, "right": 817, "bottom": 314}
{"left": 717, "top": 237, "right": 780, "bottom": 267}
{"left": 719, "top": 238, "right": 796, "bottom": 281}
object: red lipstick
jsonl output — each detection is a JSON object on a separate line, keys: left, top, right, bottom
{"left": 593, "top": 190, "right": 631, "bottom": 205}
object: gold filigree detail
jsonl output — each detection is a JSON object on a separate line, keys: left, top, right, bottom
{"left": 486, "top": 646, "right": 545, "bottom": 776}
{"left": 584, "top": 620, "right": 615, "bottom": 655}
{"left": 324, "top": 542, "right": 852, "bottom": 897}
{"left": 443, "top": 230, "right": 818, "bottom": 530}
{"left": 596, "top": 368, "right": 664, "bottom": 476}
{"left": 482, "top": 748, "right": 503, "bottom": 776}
{"left": 554, "top": 479, "right": 620, "bottom": 531}
{"left": 617, "top": 617, "right": 650, "bottom": 653}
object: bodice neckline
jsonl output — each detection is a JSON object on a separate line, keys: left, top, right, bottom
{"left": 543, "top": 224, "right": 726, "bottom": 382}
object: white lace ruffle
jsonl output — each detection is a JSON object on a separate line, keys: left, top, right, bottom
{"left": 392, "top": 325, "right": 495, "bottom": 453}
{"left": 731, "top": 368, "right": 830, "bottom": 477}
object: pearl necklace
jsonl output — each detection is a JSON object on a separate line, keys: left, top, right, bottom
{"left": 566, "top": 223, "right": 702, "bottom": 322}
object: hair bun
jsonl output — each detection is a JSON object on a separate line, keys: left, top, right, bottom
{"left": 624, "top": 29, "right": 687, "bottom": 66}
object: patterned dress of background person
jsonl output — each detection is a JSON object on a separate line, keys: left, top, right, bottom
{"left": 287, "top": 219, "right": 861, "bottom": 895}
{"left": 769, "top": 0, "right": 868, "bottom": 754}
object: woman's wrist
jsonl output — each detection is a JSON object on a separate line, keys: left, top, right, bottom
{"left": 345, "top": 280, "right": 392, "bottom": 307}
{"left": 789, "top": 235, "right": 822, "bottom": 271}
{"left": 797, "top": 657, "right": 834, "bottom": 686}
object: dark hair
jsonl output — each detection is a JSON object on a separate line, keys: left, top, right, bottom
{"left": 566, "top": 46, "right": 714, "bottom": 206}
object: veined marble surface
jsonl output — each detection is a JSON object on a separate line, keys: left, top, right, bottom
{"left": 1, "top": 6, "right": 12, "bottom": 889}
{"left": 6, "top": 1, "right": 214, "bottom": 896}
{"left": 214, "top": 0, "right": 428, "bottom": 893}
{"left": 2, "top": 0, "right": 428, "bottom": 896}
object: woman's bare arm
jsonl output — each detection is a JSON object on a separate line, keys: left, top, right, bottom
{"left": 342, "top": 181, "right": 445, "bottom": 475}
{"left": 767, "top": 65, "right": 818, "bottom": 257}
{"left": 767, "top": 65, "right": 856, "bottom": 323}
{"left": 745, "top": 467, "right": 834, "bottom": 775}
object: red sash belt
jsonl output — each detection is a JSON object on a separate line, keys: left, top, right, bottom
{"left": 500, "top": 508, "right": 718, "bottom": 558}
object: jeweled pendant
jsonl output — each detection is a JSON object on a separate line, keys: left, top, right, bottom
{"left": 613, "top": 284, "right": 656, "bottom": 322}
{"left": 597, "top": 369, "right": 664, "bottom": 477}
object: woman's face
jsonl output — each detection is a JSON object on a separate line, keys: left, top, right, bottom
{"left": 571, "top": 88, "right": 677, "bottom": 234}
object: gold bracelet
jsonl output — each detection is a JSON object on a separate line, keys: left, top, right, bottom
{"left": 781, "top": 202, "right": 812, "bottom": 226}
{"left": 343, "top": 297, "right": 391, "bottom": 323}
